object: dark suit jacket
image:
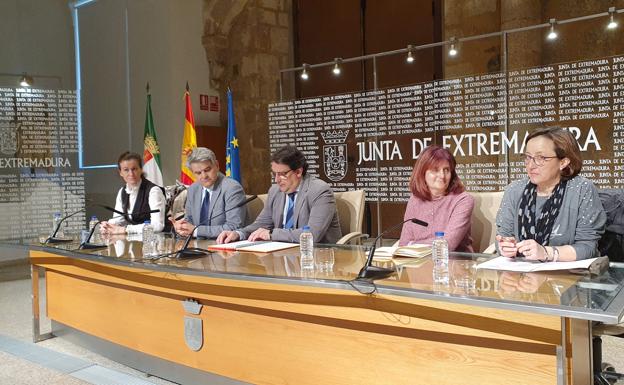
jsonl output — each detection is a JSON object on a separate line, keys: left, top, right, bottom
{"left": 241, "top": 174, "right": 342, "bottom": 243}
{"left": 185, "top": 173, "right": 247, "bottom": 238}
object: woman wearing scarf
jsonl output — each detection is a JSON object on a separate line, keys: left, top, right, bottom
{"left": 100, "top": 151, "right": 166, "bottom": 234}
{"left": 496, "top": 127, "right": 606, "bottom": 261}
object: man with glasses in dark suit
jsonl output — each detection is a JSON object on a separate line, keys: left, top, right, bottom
{"left": 216, "top": 145, "right": 341, "bottom": 244}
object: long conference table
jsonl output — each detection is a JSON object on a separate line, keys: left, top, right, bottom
{"left": 19, "top": 234, "right": 624, "bottom": 385}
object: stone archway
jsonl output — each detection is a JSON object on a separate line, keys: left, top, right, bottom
{"left": 202, "top": 0, "right": 293, "bottom": 193}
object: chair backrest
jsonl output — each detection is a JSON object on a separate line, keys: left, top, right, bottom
{"left": 334, "top": 190, "right": 365, "bottom": 234}
{"left": 246, "top": 194, "right": 268, "bottom": 225}
{"left": 469, "top": 191, "right": 504, "bottom": 253}
{"left": 170, "top": 188, "right": 188, "bottom": 219}
{"left": 598, "top": 189, "right": 624, "bottom": 261}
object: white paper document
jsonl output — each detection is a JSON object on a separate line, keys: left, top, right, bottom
{"left": 208, "top": 240, "right": 298, "bottom": 253}
{"left": 476, "top": 256, "right": 597, "bottom": 272}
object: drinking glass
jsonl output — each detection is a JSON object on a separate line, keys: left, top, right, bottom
{"left": 80, "top": 230, "right": 90, "bottom": 244}
{"left": 315, "top": 248, "right": 335, "bottom": 272}
{"left": 452, "top": 260, "right": 477, "bottom": 290}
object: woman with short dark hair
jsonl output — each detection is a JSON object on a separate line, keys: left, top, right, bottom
{"left": 399, "top": 145, "right": 474, "bottom": 252}
{"left": 100, "top": 151, "right": 166, "bottom": 234}
{"left": 496, "top": 127, "right": 606, "bottom": 261}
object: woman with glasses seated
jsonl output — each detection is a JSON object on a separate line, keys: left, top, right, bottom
{"left": 496, "top": 127, "right": 606, "bottom": 261}
{"left": 399, "top": 145, "right": 474, "bottom": 252}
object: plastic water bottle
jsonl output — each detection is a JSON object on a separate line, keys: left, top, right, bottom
{"left": 142, "top": 220, "right": 155, "bottom": 256}
{"left": 52, "top": 212, "right": 63, "bottom": 237}
{"left": 299, "top": 226, "right": 314, "bottom": 270}
{"left": 432, "top": 231, "right": 449, "bottom": 284}
{"left": 89, "top": 215, "right": 99, "bottom": 242}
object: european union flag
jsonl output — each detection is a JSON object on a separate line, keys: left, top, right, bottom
{"left": 225, "top": 89, "right": 241, "bottom": 182}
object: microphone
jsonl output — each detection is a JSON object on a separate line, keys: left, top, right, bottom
{"left": 45, "top": 208, "right": 85, "bottom": 244}
{"left": 79, "top": 219, "right": 107, "bottom": 249}
{"left": 357, "top": 217, "right": 428, "bottom": 281}
{"left": 99, "top": 205, "right": 159, "bottom": 218}
{"left": 93, "top": 207, "right": 160, "bottom": 247}
{"left": 177, "top": 195, "right": 257, "bottom": 259}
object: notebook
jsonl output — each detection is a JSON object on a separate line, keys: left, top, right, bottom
{"left": 374, "top": 243, "right": 432, "bottom": 259}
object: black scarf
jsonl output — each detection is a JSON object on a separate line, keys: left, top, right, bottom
{"left": 518, "top": 179, "right": 568, "bottom": 247}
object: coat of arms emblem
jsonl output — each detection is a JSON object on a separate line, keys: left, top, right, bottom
{"left": 321, "top": 129, "right": 349, "bottom": 181}
{"left": 0, "top": 122, "right": 19, "bottom": 155}
{"left": 182, "top": 299, "right": 203, "bottom": 351}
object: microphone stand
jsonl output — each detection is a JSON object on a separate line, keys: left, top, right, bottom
{"left": 357, "top": 217, "right": 428, "bottom": 281}
{"left": 100, "top": 205, "right": 160, "bottom": 221}
{"left": 45, "top": 208, "right": 85, "bottom": 244}
{"left": 176, "top": 195, "right": 257, "bottom": 259}
{"left": 169, "top": 212, "right": 187, "bottom": 239}
{"left": 97, "top": 206, "right": 161, "bottom": 244}
{"left": 176, "top": 227, "right": 211, "bottom": 259}
{"left": 79, "top": 220, "right": 107, "bottom": 249}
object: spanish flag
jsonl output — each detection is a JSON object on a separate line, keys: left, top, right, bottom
{"left": 180, "top": 82, "right": 197, "bottom": 185}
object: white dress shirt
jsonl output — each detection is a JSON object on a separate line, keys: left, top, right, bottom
{"left": 109, "top": 180, "right": 166, "bottom": 233}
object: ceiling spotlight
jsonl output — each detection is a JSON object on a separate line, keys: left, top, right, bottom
{"left": 547, "top": 18, "right": 558, "bottom": 40}
{"left": 332, "top": 58, "right": 342, "bottom": 75}
{"left": 448, "top": 38, "right": 458, "bottom": 57}
{"left": 608, "top": 7, "right": 618, "bottom": 29}
{"left": 406, "top": 45, "right": 415, "bottom": 63}
{"left": 19, "top": 74, "right": 33, "bottom": 87}
{"left": 301, "top": 64, "right": 309, "bottom": 80}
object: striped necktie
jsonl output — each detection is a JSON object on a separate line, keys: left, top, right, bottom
{"left": 283, "top": 192, "right": 296, "bottom": 229}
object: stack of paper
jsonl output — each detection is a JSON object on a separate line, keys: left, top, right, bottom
{"left": 374, "top": 243, "right": 432, "bottom": 259}
{"left": 476, "top": 256, "right": 597, "bottom": 272}
{"left": 208, "top": 240, "right": 298, "bottom": 253}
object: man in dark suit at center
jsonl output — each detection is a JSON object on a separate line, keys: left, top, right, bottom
{"left": 216, "top": 145, "right": 341, "bottom": 244}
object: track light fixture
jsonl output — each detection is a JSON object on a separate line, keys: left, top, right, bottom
{"left": 608, "top": 7, "right": 618, "bottom": 29}
{"left": 281, "top": 8, "right": 622, "bottom": 88}
{"left": 406, "top": 45, "right": 415, "bottom": 63}
{"left": 547, "top": 18, "right": 558, "bottom": 40}
{"left": 332, "top": 58, "right": 342, "bottom": 75}
{"left": 19, "top": 74, "right": 33, "bottom": 87}
{"left": 301, "top": 64, "right": 309, "bottom": 80}
{"left": 448, "top": 38, "right": 458, "bottom": 57}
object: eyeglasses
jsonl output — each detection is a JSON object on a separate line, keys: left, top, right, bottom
{"left": 523, "top": 154, "right": 558, "bottom": 166}
{"left": 271, "top": 169, "right": 293, "bottom": 179}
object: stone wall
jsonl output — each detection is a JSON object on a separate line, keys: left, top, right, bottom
{"left": 202, "top": 0, "right": 293, "bottom": 194}
{"left": 444, "top": 1, "right": 624, "bottom": 77}
{"left": 444, "top": 0, "right": 502, "bottom": 78}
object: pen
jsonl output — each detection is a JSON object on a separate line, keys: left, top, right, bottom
{"left": 511, "top": 256, "right": 547, "bottom": 263}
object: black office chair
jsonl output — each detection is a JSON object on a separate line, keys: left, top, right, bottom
{"left": 593, "top": 189, "right": 624, "bottom": 385}
{"left": 593, "top": 317, "right": 624, "bottom": 385}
